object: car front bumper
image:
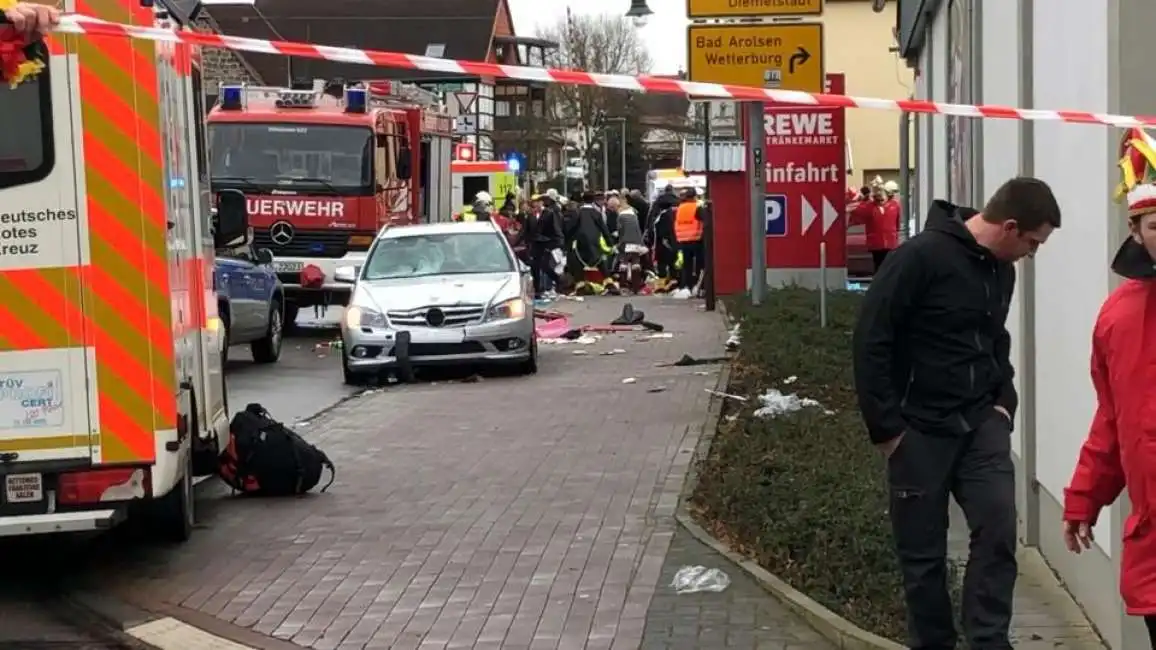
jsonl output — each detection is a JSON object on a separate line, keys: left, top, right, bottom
{"left": 342, "top": 316, "right": 534, "bottom": 372}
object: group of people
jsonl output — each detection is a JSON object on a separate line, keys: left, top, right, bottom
{"left": 854, "top": 128, "right": 1156, "bottom": 650}
{"left": 454, "top": 184, "right": 709, "bottom": 299}
{"left": 847, "top": 176, "right": 903, "bottom": 274}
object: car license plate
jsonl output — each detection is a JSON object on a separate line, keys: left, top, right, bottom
{"left": 273, "top": 261, "right": 305, "bottom": 274}
{"left": 5, "top": 473, "right": 42, "bottom": 503}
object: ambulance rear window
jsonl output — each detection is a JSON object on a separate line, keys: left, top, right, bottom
{"left": 0, "top": 54, "right": 54, "bottom": 190}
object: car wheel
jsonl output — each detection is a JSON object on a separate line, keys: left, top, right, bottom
{"left": 154, "top": 436, "right": 195, "bottom": 542}
{"left": 518, "top": 338, "right": 538, "bottom": 375}
{"left": 251, "top": 300, "right": 283, "bottom": 364}
{"left": 342, "top": 355, "right": 373, "bottom": 386}
{"left": 219, "top": 316, "right": 230, "bottom": 369}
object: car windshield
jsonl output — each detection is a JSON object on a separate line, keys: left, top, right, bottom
{"left": 209, "top": 123, "right": 372, "bottom": 192}
{"left": 363, "top": 232, "right": 513, "bottom": 281}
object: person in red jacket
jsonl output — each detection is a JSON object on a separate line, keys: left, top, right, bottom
{"left": 850, "top": 179, "right": 901, "bottom": 272}
{"left": 1064, "top": 127, "right": 1156, "bottom": 646}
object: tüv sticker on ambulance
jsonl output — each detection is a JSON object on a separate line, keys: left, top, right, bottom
{"left": 0, "top": 370, "right": 65, "bottom": 428}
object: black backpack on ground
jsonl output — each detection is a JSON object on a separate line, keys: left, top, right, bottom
{"left": 220, "top": 403, "right": 335, "bottom": 496}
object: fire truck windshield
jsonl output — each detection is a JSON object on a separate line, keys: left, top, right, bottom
{"left": 209, "top": 123, "right": 373, "bottom": 194}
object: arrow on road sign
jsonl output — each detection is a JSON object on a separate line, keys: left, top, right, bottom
{"left": 821, "top": 196, "right": 839, "bottom": 236}
{"left": 801, "top": 197, "right": 817, "bottom": 233}
{"left": 788, "top": 47, "right": 811, "bottom": 74}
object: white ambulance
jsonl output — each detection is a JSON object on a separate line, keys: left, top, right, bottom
{"left": 0, "top": 2, "right": 244, "bottom": 540}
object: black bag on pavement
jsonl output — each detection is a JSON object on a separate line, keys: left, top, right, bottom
{"left": 220, "top": 403, "right": 335, "bottom": 496}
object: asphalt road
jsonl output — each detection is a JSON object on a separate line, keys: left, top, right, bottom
{"left": 226, "top": 310, "right": 358, "bottom": 424}
{"left": 0, "top": 312, "right": 356, "bottom": 647}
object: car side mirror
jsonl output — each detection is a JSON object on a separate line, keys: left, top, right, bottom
{"left": 255, "top": 248, "right": 274, "bottom": 265}
{"left": 213, "top": 189, "right": 248, "bottom": 248}
{"left": 334, "top": 266, "right": 358, "bottom": 283}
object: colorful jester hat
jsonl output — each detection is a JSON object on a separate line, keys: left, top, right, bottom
{"left": 0, "top": 0, "right": 47, "bottom": 89}
{"left": 1116, "top": 127, "right": 1156, "bottom": 218}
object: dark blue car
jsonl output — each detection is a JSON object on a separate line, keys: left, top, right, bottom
{"left": 215, "top": 245, "right": 285, "bottom": 366}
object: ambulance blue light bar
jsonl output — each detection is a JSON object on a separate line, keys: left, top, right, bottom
{"left": 220, "top": 85, "right": 243, "bottom": 110}
{"left": 345, "top": 87, "right": 367, "bottom": 113}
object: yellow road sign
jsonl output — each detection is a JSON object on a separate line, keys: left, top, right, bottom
{"left": 687, "top": 23, "right": 824, "bottom": 93}
{"left": 687, "top": 0, "right": 823, "bottom": 18}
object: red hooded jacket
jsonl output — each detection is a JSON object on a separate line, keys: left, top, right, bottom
{"left": 1064, "top": 240, "right": 1156, "bottom": 614}
{"left": 849, "top": 197, "right": 900, "bottom": 251}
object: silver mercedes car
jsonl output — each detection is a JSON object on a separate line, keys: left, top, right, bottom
{"left": 335, "top": 221, "right": 537, "bottom": 384}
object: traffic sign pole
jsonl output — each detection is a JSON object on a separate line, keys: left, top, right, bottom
{"left": 749, "top": 103, "right": 767, "bottom": 305}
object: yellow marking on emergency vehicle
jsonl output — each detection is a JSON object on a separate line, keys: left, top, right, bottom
{"left": 0, "top": 276, "right": 75, "bottom": 351}
{"left": 75, "top": 0, "right": 175, "bottom": 462}
{"left": 0, "top": 437, "right": 89, "bottom": 453}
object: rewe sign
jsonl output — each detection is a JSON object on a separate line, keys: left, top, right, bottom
{"left": 763, "top": 72, "right": 847, "bottom": 270}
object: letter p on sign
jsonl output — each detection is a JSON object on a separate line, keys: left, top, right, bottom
{"left": 765, "top": 195, "right": 787, "bottom": 237}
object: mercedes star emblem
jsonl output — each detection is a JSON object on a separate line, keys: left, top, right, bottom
{"left": 270, "top": 221, "right": 295, "bottom": 246}
{"left": 425, "top": 308, "right": 446, "bottom": 327}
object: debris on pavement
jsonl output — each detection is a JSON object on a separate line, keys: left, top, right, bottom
{"left": 542, "top": 334, "right": 599, "bottom": 345}
{"left": 572, "top": 349, "right": 589, "bottom": 355}
{"left": 642, "top": 332, "right": 674, "bottom": 340}
{"left": 725, "top": 324, "right": 741, "bottom": 350}
{"left": 671, "top": 566, "right": 731, "bottom": 594}
{"left": 752, "top": 388, "right": 832, "bottom": 418}
{"left": 705, "top": 388, "right": 747, "bottom": 402}
{"left": 622, "top": 377, "right": 636, "bottom": 384}
{"left": 459, "top": 374, "right": 484, "bottom": 383}
{"left": 600, "top": 349, "right": 627, "bottom": 356}
{"left": 663, "top": 353, "right": 729, "bottom": 367}
{"left": 647, "top": 386, "right": 667, "bottom": 393}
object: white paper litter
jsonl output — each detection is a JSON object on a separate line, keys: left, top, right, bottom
{"left": 541, "top": 335, "right": 599, "bottom": 345}
{"left": 622, "top": 377, "right": 636, "bottom": 384}
{"left": 669, "top": 288, "right": 692, "bottom": 300}
{"left": 644, "top": 333, "right": 674, "bottom": 340}
{"left": 671, "top": 566, "right": 730, "bottom": 594}
{"left": 725, "top": 324, "right": 741, "bottom": 350}
{"left": 752, "top": 388, "right": 832, "bottom": 418}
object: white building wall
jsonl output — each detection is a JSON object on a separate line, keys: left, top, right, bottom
{"left": 979, "top": 0, "right": 1023, "bottom": 455}
{"left": 1031, "top": 2, "right": 1114, "bottom": 552}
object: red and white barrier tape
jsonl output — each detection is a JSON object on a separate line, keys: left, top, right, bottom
{"left": 52, "top": 14, "right": 1156, "bottom": 129}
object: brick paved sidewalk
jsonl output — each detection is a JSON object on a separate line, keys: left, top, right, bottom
{"left": 89, "top": 296, "right": 831, "bottom": 650}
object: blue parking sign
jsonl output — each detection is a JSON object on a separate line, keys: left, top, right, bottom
{"left": 765, "top": 195, "right": 787, "bottom": 237}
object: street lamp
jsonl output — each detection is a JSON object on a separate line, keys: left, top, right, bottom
{"left": 625, "top": 0, "right": 653, "bottom": 27}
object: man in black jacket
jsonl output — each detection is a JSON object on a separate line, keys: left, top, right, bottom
{"left": 852, "top": 177, "right": 1060, "bottom": 650}
{"left": 530, "top": 195, "right": 565, "bottom": 297}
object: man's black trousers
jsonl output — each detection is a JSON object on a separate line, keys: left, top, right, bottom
{"left": 679, "top": 240, "right": 703, "bottom": 290}
{"left": 887, "top": 412, "right": 1017, "bottom": 650}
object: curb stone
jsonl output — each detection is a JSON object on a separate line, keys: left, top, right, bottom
{"left": 675, "top": 301, "right": 904, "bottom": 650}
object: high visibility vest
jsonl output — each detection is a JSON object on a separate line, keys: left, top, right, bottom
{"left": 674, "top": 202, "right": 703, "bottom": 242}
{"left": 455, "top": 207, "right": 477, "bottom": 222}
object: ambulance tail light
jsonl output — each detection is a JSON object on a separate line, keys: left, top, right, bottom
{"left": 345, "top": 87, "right": 368, "bottom": 113}
{"left": 347, "top": 234, "right": 374, "bottom": 250}
{"left": 220, "top": 85, "right": 243, "bottom": 110}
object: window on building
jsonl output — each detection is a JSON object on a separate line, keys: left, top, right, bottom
{"left": 496, "top": 101, "right": 511, "bottom": 117}
{"left": 0, "top": 44, "right": 54, "bottom": 190}
{"left": 532, "top": 100, "right": 544, "bottom": 117}
{"left": 514, "top": 102, "right": 527, "bottom": 117}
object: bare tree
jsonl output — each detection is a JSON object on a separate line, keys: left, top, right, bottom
{"left": 537, "top": 12, "right": 652, "bottom": 189}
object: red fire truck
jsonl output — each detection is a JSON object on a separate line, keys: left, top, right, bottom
{"left": 207, "top": 80, "right": 454, "bottom": 321}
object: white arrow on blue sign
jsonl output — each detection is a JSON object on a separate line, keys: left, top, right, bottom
{"left": 765, "top": 195, "right": 787, "bottom": 237}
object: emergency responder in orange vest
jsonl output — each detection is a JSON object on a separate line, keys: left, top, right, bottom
{"left": 673, "top": 188, "right": 706, "bottom": 293}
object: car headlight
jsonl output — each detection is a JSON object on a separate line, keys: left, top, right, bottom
{"left": 488, "top": 297, "right": 527, "bottom": 321}
{"left": 344, "top": 305, "right": 388, "bottom": 329}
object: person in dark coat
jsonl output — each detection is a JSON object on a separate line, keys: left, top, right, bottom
{"left": 852, "top": 177, "right": 1060, "bottom": 650}
{"left": 530, "top": 195, "right": 565, "bottom": 297}
{"left": 568, "top": 191, "right": 614, "bottom": 276}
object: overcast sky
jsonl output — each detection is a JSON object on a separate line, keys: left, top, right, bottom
{"left": 506, "top": 0, "right": 688, "bottom": 75}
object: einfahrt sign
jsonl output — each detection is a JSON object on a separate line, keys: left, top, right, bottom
{"left": 763, "top": 72, "right": 847, "bottom": 270}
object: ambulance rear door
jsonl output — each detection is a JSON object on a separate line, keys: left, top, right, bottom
{"left": 0, "top": 39, "right": 96, "bottom": 472}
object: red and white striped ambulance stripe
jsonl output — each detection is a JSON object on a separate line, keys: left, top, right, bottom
{"left": 53, "top": 14, "right": 1156, "bottom": 129}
